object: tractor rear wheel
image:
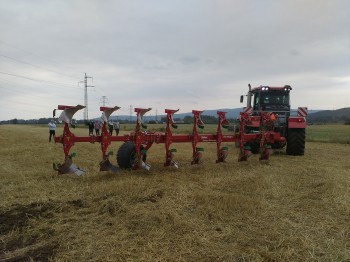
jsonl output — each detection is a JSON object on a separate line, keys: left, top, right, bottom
{"left": 286, "top": 128, "right": 305, "bottom": 155}
{"left": 117, "top": 142, "right": 136, "bottom": 169}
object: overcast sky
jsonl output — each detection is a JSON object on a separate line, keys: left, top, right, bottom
{"left": 0, "top": 0, "right": 349, "bottom": 121}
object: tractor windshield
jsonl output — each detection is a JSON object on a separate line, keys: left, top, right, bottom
{"left": 253, "top": 91, "right": 290, "bottom": 111}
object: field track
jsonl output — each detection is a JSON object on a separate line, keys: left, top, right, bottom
{"left": 0, "top": 124, "right": 349, "bottom": 261}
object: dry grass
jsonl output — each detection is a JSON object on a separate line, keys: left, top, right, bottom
{"left": 0, "top": 124, "right": 349, "bottom": 261}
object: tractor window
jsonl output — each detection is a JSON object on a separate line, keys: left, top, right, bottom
{"left": 261, "top": 92, "right": 289, "bottom": 105}
{"left": 253, "top": 95, "right": 259, "bottom": 110}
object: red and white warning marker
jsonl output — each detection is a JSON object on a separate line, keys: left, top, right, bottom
{"left": 297, "top": 107, "right": 308, "bottom": 117}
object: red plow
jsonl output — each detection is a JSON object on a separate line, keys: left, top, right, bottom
{"left": 53, "top": 104, "right": 287, "bottom": 175}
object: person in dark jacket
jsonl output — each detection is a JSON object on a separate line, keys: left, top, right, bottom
{"left": 108, "top": 121, "right": 114, "bottom": 135}
{"left": 88, "top": 120, "right": 94, "bottom": 136}
{"left": 95, "top": 121, "right": 101, "bottom": 136}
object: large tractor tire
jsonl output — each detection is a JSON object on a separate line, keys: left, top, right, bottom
{"left": 117, "top": 142, "right": 136, "bottom": 169}
{"left": 286, "top": 128, "right": 305, "bottom": 156}
{"left": 249, "top": 142, "right": 260, "bottom": 154}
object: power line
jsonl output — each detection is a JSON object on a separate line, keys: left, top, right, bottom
{"left": 0, "top": 54, "right": 80, "bottom": 81}
{"left": 0, "top": 40, "right": 74, "bottom": 70}
{"left": 0, "top": 71, "right": 80, "bottom": 88}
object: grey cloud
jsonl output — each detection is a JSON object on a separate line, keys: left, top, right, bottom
{"left": 179, "top": 56, "right": 201, "bottom": 65}
{"left": 0, "top": 0, "right": 349, "bottom": 120}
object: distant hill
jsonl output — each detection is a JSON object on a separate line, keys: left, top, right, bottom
{"left": 307, "top": 108, "right": 350, "bottom": 123}
{"left": 171, "top": 108, "right": 243, "bottom": 119}
{"left": 2, "top": 108, "right": 349, "bottom": 125}
{"left": 108, "top": 107, "right": 350, "bottom": 124}
{"left": 108, "top": 108, "right": 244, "bottom": 122}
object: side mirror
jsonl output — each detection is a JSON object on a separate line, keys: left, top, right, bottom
{"left": 240, "top": 95, "right": 244, "bottom": 103}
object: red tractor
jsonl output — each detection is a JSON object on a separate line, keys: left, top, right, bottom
{"left": 239, "top": 84, "right": 307, "bottom": 155}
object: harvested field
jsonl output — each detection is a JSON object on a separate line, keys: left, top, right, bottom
{"left": 0, "top": 124, "right": 349, "bottom": 261}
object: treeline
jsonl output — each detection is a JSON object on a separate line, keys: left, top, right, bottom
{"left": 1, "top": 115, "right": 238, "bottom": 125}
{"left": 0, "top": 118, "right": 80, "bottom": 125}
{"left": 161, "top": 115, "right": 237, "bottom": 124}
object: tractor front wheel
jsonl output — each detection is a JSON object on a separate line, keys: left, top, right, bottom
{"left": 286, "top": 128, "right": 305, "bottom": 156}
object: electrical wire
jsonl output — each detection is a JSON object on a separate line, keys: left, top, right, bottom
{"left": 0, "top": 40, "right": 76, "bottom": 72}
{"left": 0, "top": 54, "right": 80, "bottom": 81}
{"left": 0, "top": 71, "right": 81, "bottom": 89}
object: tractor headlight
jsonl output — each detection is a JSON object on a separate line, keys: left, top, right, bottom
{"left": 284, "top": 85, "right": 292, "bottom": 91}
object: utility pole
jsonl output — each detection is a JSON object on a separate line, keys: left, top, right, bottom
{"left": 100, "top": 96, "right": 108, "bottom": 106}
{"left": 129, "top": 105, "right": 133, "bottom": 122}
{"left": 79, "top": 73, "right": 94, "bottom": 121}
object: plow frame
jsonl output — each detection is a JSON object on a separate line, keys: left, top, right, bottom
{"left": 53, "top": 104, "right": 287, "bottom": 175}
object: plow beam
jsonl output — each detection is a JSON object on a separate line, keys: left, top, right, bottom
{"left": 53, "top": 105, "right": 87, "bottom": 175}
{"left": 258, "top": 112, "right": 276, "bottom": 161}
{"left": 54, "top": 124, "right": 86, "bottom": 175}
{"left": 132, "top": 108, "right": 152, "bottom": 170}
{"left": 216, "top": 111, "right": 230, "bottom": 163}
{"left": 164, "top": 109, "right": 179, "bottom": 167}
{"left": 54, "top": 105, "right": 85, "bottom": 156}
{"left": 99, "top": 106, "right": 121, "bottom": 172}
{"left": 238, "top": 111, "right": 252, "bottom": 161}
{"left": 191, "top": 110, "right": 204, "bottom": 165}
{"left": 238, "top": 145, "right": 252, "bottom": 161}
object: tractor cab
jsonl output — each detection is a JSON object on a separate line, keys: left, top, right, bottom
{"left": 240, "top": 84, "right": 294, "bottom": 140}
{"left": 242, "top": 85, "right": 292, "bottom": 124}
{"left": 244, "top": 85, "right": 292, "bottom": 111}
{"left": 252, "top": 87, "right": 291, "bottom": 111}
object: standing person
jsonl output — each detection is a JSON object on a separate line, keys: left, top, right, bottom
{"left": 88, "top": 120, "right": 94, "bottom": 136}
{"left": 108, "top": 121, "right": 114, "bottom": 135}
{"left": 113, "top": 121, "right": 120, "bottom": 136}
{"left": 95, "top": 120, "right": 101, "bottom": 136}
{"left": 48, "top": 120, "right": 56, "bottom": 142}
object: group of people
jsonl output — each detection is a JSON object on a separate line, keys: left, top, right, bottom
{"left": 88, "top": 120, "right": 101, "bottom": 136}
{"left": 88, "top": 120, "right": 120, "bottom": 136}
{"left": 109, "top": 121, "right": 120, "bottom": 136}
{"left": 48, "top": 119, "right": 121, "bottom": 143}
